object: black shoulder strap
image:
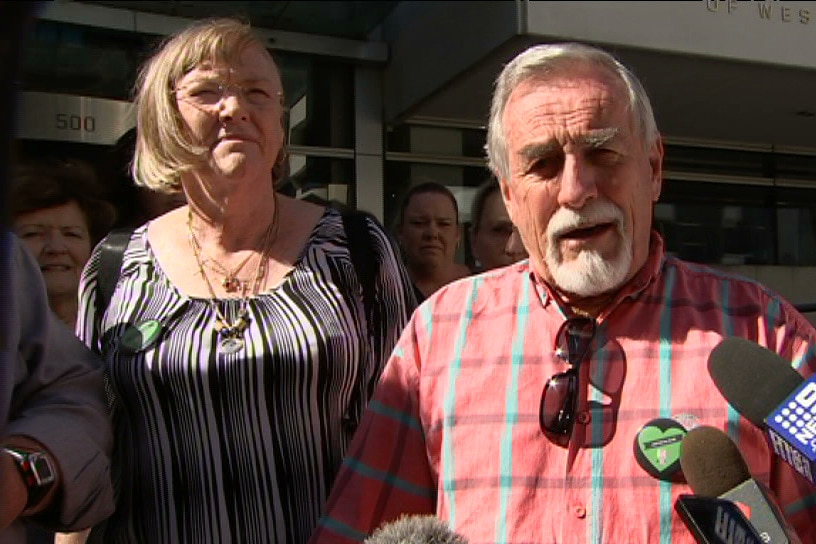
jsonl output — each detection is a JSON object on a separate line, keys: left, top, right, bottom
{"left": 341, "top": 211, "right": 376, "bottom": 323}
{"left": 95, "top": 228, "right": 133, "bottom": 319}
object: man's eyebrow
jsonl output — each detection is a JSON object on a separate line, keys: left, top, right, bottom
{"left": 518, "top": 141, "right": 558, "bottom": 163}
{"left": 579, "top": 128, "right": 620, "bottom": 148}
{"left": 517, "top": 128, "right": 620, "bottom": 162}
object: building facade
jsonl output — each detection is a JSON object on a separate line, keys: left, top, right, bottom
{"left": 16, "top": 0, "right": 816, "bottom": 307}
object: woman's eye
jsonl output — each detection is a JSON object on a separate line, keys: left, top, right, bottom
{"left": 187, "top": 84, "right": 221, "bottom": 101}
{"left": 247, "top": 87, "right": 270, "bottom": 98}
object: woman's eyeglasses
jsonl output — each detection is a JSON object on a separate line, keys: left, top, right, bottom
{"left": 539, "top": 316, "right": 597, "bottom": 439}
{"left": 174, "top": 80, "right": 284, "bottom": 110}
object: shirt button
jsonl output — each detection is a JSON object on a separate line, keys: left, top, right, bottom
{"left": 573, "top": 505, "right": 586, "bottom": 519}
{"left": 576, "top": 411, "right": 591, "bottom": 424}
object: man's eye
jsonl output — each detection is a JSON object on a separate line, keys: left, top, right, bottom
{"left": 589, "top": 148, "right": 622, "bottom": 165}
{"left": 527, "top": 156, "right": 561, "bottom": 178}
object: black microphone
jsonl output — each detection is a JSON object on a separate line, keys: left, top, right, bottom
{"left": 678, "top": 425, "right": 798, "bottom": 544}
{"left": 364, "top": 515, "right": 468, "bottom": 544}
{"left": 708, "top": 337, "right": 816, "bottom": 485}
{"left": 675, "top": 495, "right": 762, "bottom": 544}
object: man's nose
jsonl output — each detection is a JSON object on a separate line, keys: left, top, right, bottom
{"left": 557, "top": 153, "right": 598, "bottom": 209}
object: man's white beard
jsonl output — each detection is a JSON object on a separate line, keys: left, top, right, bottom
{"left": 545, "top": 199, "right": 632, "bottom": 297}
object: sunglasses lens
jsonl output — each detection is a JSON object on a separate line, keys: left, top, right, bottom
{"left": 541, "top": 317, "right": 596, "bottom": 440}
{"left": 540, "top": 369, "right": 577, "bottom": 435}
{"left": 562, "top": 318, "right": 596, "bottom": 365}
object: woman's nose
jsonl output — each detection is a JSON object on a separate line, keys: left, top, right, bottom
{"left": 218, "top": 92, "right": 249, "bottom": 121}
{"left": 43, "top": 229, "right": 67, "bottom": 252}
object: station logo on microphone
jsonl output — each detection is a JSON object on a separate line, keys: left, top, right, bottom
{"left": 767, "top": 376, "right": 816, "bottom": 484}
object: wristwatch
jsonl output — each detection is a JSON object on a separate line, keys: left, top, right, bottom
{"left": 3, "top": 447, "right": 56, "bottom": 512}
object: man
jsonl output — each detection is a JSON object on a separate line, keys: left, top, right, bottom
{"left": 309, "top": 43, "right": 816, "bottom": 543}
{"left": 1, "top": 233, "right": 114, "bottom": 542}
{"left": 469, "top": 177, "right": 527, "bottom": 271}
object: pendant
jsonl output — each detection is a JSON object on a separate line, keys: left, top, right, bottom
{"left": 219, "top": 335, "right": 245, "bottom": 354}
{"left": 223, "top": 275, "right": 242, "bottom": 293}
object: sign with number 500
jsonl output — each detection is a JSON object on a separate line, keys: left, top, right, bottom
{"left": 17, "top": 91, "right": 134, "bottom": 145}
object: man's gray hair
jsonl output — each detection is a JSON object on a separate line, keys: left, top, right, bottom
{"left": 485, "top": 42, "right": 659, "bottom": 180}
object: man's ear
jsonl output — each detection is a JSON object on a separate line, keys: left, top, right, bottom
{"left": 649, "top": 136, "right": 665, "bottom": 203}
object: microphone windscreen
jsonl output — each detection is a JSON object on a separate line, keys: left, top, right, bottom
{"left": 680, "top": 426, "right": 751, "bottom": 498}
{"left": 707, "top": 337, "right": 803, "bottom": 426}
{"left": 364, "top": 515, "right": 468, "bottom": 544}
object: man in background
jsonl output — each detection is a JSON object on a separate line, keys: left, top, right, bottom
{"left": 1, "top": 3, "right": 114, "bottom": 542}
{"left": 469, "top": 176, "right": 527, "bottom": 271}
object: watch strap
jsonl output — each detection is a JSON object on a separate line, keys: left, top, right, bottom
{"left": 3, "top": 447, "right": 56, "bottom": 512}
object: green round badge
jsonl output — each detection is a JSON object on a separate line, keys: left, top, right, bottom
{"left": 119, "top": 320, "right": 162, "bottom": 353}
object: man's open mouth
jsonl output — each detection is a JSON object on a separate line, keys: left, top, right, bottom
{"left": 560, "top": 222, "right": 614, "bottom": 240}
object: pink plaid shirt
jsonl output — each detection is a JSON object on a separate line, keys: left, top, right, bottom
{"left": 310, "top": 233, "right": 816, "bottom": 544}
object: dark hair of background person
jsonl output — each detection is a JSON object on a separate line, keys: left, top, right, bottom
{"left": 11, "top": 159, "right": 117, "bottom": 245}
{"left": 470, "top": 177, "right": 501, "bottom": 233}
{"left": 394, "top": 179, "right": 460, "bottom": 230}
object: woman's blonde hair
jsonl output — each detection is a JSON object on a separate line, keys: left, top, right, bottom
{"left": 132, "top": 17, "right": 281, "bottom": 193}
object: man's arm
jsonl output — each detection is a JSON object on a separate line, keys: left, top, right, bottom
{"left": 310, "top": 323, "right": 437, "bottom": 543}
{"left": 1, "top": 236, "right": 114, "bottom": 532}
{"left": 0, "top": 435, "right": 61, "bottom": 527}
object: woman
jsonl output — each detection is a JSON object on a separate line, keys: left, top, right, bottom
{"left": 395, "top": 180, "right": 471, "bottom": 299}
{"left": 76, "top": 18, "right": 416, "bottom": 543}
{"left": 12, "top": 159, "right": 116, "bottom": 328}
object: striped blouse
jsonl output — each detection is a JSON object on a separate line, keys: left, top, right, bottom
{"left": 76, "top": 208, "right": 416, "bottom": 543}
{"left": 310, "top": 232, "right": 816, "bottom": 544}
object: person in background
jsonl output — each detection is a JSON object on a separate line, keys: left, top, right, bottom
{"left": 310, "top": 42, "right": 816, "bottom": 543}
{"left": 469, "top": 177, "right": 527, "bottom": 271}
{"left": 104, "top": 128, "right": 186, "bottom": 229}
{"left": 1, "top": 233, "right": 114, "bottom": 543}
{"left": 75, "top": 18, "right": 416, "bottom": 543}
{"left": 395, "top": 180, "right": 471, "bottom": 300}
{"left": 11, "top": 159, "right": 116, "bottom": 328}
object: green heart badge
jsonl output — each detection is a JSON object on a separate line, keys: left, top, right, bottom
{"left": 634, "top": 417, "right": 687, "bottom": 482}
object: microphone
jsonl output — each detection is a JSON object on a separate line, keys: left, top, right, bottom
{"left": 675, "top": 495, "right": 761, "bottom": 544}
{"left": 678, "top": 425, "right": 797, "bottom": 544}
{"left": 364, "top": 515, "right": 468, "bottom": 544}
{"left": 708, "top": 337, "right": 816, "bottom": 485}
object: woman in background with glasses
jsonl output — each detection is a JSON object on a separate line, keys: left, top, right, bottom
{"left": 75, "top": 18, "right": 416, "bottom": 543}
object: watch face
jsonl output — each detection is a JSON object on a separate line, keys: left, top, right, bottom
{"left": 30, "top": 452, "right": 56, "bottom": 486}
